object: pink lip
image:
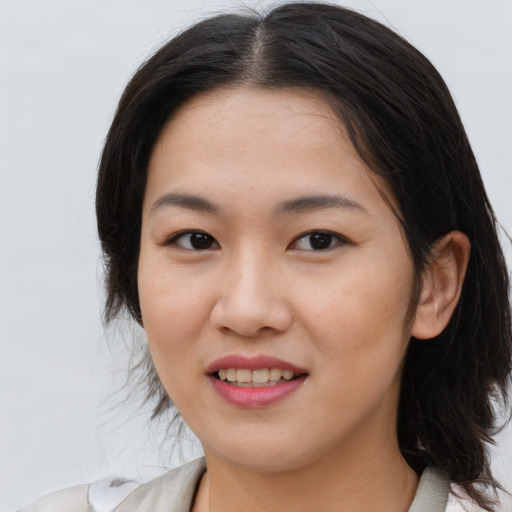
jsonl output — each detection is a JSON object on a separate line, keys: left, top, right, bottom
{"left": 209, "top": 375, "right": 307, "bottom": 408}
{"left": 206, "top": 354, "right": 307, "bottom": 374}
{"left": 206, "top": 354, "right": 308, "bottom": 408}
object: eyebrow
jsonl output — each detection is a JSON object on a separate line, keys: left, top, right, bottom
{"left": 150, "top": 193, "right": 219, "bottom": 215}
{"left": 150, "top": 192, "right": 368, "bottom": 216}
{"left": 276, "top": 194, "right": 368, "bottom": 215}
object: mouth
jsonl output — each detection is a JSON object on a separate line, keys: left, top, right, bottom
{"left": 206, "top": 355, "right": 308, "bottom": 407}
{"left": 212, "top": 368, "right": 306, "bottom": 387}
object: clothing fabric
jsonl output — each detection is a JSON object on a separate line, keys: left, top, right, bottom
{"left": 17, "top": 457, "right": 494, "bottom": 512}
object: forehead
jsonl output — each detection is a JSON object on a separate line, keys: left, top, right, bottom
{"left": 156, "top": 87, "right": 347, "bottom": 163}
{"left": 145, "top": 86, "right": 394, "bottom": 215}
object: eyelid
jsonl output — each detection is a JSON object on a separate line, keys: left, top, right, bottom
{"left": 288, "top": 230, "right": 349, "bottom": 251}
{"left": 164, "top": 230, "right": 219, "bottom": 250}
{"left": 162, "top": 229, "right": 348, "bottom": 251}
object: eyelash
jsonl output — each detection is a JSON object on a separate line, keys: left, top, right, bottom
{"left": 289, "top": 230, "right": 348, "bottom": 251}
{"left": 165, "top": 230, "right": 347, "bottom": 252}
{"left": 165, "top": 231, "right": 219, "bottom": 250}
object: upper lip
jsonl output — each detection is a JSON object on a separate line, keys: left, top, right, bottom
{"left": 206, "top": 354, "right": 308, "bottom": 374}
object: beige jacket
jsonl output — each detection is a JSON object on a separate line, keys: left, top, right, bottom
{"left": 18, "top": 457, "right": 496, "bottom": 512}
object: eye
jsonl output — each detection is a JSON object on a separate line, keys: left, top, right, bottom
{"left": 166, "top": 231, "right": 219, "bottom": 250}
{"left": 290, "top": 231, "right": 346, "bottom": 251}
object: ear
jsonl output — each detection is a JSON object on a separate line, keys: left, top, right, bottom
{"left": 411, "top": 231, "right": 471, "bottom": 340}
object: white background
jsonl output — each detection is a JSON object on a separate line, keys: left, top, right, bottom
{"left": 1, "top": 0, "right": 511, "bottom": 510}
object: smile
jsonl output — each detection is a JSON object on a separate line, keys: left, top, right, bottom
{"left": 207, "top": 355, "right": 308, "bottom": 407}
{"left": 215, "top": 368, "right": 299, "bottom": 387}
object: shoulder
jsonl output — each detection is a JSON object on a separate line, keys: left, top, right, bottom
{"left": 409, "top": 468, "right": 512, "bottom": 512}
{"left": 447, "top": 484, "right": 512, "bottom": 512}
{"left": 114, "top": 456, "right": 206, "bottom": 511}
{"left": 16, "top": 484, "right": 90, "bottom": 512}
{"left": 446, "top": 490, "right": 485, "bottom": 512}
{"left": 16, "top": 458, "right": 206, "bottom": 512}
{"left": 16, "top": 478, "right": 139, "bottom": 512}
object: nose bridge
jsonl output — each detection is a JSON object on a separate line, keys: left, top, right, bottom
{"left": 210, "top": 242, "right": 291, "bottom": 336}
{"left": 232, "top": 244, "right": 273, "bottom": 305}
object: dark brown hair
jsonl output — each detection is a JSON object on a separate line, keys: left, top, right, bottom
{"left": 96, "top": 3, "right": 512, "bottom": 509}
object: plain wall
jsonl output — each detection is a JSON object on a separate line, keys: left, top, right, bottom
{"left": 1, "top": 0, "right": 511, "bottom": 510}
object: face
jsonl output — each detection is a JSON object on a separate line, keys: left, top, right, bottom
{"left": 138, "top": 87, "right": 417, "bottom": 473}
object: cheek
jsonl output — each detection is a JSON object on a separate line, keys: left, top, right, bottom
{"left": 296, "top": 255, "right": 415, "bottom": 368}
{"left": 300, "top": 266, "right": 414, "bottom": 420}
{"left": 137, "top": 256, "right": 211, "bottom": 378}
{"left": 139, "top": 246, "right": 209, "bottom": 324}
{"left": 138, "top": 276, "right": 207, "bottom": 412}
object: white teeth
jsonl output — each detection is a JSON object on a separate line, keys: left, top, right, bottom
{"left": 236, "top": 369, "right": 252, "bottom": 383}
{"left": 232, "top": 381, "right": 278, "bottom": 387}
{"left": 217, "top": 367, "right": 300, "bottom": 385}
{"left": 269, "top": 368, "right": 283, "bottom": 381}
{"left": 252, "top": 368, "right": 269, "bottom": 383}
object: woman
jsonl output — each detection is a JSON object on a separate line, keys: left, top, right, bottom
{"left": 20, "top": 2, "right": 511, "bottom": 511}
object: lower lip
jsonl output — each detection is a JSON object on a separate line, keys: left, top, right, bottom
{"left": 208, "top": 375, "right": 307, "bottom": 408}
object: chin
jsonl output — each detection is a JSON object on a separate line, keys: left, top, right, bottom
{"left": 204, "top": 434, "right": 329, "bottom": 474}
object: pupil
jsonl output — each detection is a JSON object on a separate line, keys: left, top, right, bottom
{"left": 310, "top": 233, "right": 332, "bottom": 249}
{"left": 191, "top": 233, "right": 213, "bottom": 249}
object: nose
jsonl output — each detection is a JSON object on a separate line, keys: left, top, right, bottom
{"left": 210, "top": 249, "right": 293, "bottom": 337}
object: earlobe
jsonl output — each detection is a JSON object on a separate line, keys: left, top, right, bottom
{"left": 411, "top": 231, "right": 471, "bottom": 340}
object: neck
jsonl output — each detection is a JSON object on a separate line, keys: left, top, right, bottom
{"left": 196, "top": 434, "right": 418, "bottom": 512}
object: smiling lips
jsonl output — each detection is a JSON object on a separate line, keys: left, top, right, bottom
{"left": 217, "top": 368, "right": 297, "bottom": 387}
{"left": 207, "top": 355, "right": 308, "bottom": 407}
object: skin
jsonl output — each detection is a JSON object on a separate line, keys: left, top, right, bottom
{"left": 138, "top": 87, "right": 470, "bottom": 512}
